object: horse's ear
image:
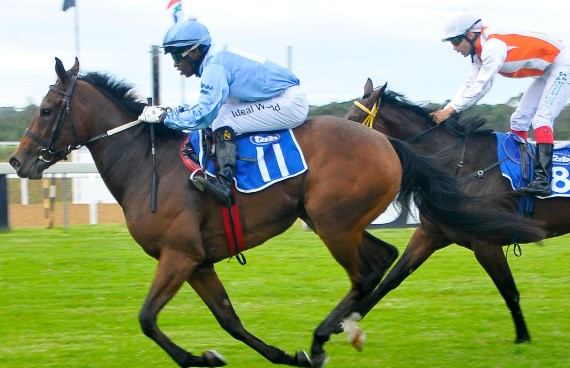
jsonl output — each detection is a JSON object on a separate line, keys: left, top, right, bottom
{"left": 364, "top": 78, "right": 374, "bottom": 96}
{"left": 55, "top": 57, "right": 69, "bottom": 84}
{"left": 68, "top": 57, "right": 80, "bottom": 77}
{"left": 370, "top": 82, "right": 388, "bottom": 105}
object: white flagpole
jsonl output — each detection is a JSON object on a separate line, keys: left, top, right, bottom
{"left": 74, "top": 1, "right": 80, "bottom": 59}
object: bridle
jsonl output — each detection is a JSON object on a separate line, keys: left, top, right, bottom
{"left": 24, "top": 75, "right": 79, "bottom": 163}
{"left": 24, "top": 75, "right": 144, "bottom": 163}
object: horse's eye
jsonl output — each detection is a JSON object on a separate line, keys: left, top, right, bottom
{"left": 40, "top": 108, "right": 52, "bottom": 117}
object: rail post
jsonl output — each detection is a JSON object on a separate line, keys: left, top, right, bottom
{"left": 0, "top": 174, "right": 8, "bottom": 231}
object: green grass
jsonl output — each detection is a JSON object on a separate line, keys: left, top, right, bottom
{"left": 1, "top": 223, "right": 569, "bottom": 367}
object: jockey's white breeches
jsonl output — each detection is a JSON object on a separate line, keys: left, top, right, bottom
{"left": 511, "top": 48, "right": 570, "bottom": 131}
{"left": 211, "top": 85, "right": 309, "bottom": 135}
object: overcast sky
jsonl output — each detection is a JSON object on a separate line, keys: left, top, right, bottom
{"left": 2, "top": 0, "right": 570, "bottom": 109}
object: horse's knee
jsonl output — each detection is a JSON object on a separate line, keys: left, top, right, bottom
{"left": 216, "top": 315, "right": 247, "bottom": 340}
{"left": 138, "top": 309, "right": 156, "bottom": 338}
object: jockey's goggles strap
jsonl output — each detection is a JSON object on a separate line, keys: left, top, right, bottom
{"left": 353, "top": 101, "right": 378, "bottom": 129}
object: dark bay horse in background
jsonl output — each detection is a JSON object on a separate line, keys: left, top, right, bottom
{"left": 346, "top": 78, "right": 566, "bottom": 344}
{"left": 9, "top": 59, "right": 545, "bottom": 367}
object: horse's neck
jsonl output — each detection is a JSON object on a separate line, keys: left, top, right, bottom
{"left": 85, "top": 116, "right": 183, "bottom": 206}
{"left": 380, "top": 108, "right": 433, "bottom": 142}
{"left": 380, "top": 107, "right": 458, "bottom": 156}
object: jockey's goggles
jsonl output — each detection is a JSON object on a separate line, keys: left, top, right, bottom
{"left": 449, "top": 35, "right": 464, "bottom": 46}
{"left": 171, "top": 48, "right": 192, "bottom": 63}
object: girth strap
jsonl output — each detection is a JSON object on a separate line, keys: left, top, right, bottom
{"left": 221, "top": 188, "right": 246, "bottom": 265}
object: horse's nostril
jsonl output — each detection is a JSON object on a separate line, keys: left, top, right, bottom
{"left": 9, "top": 157, "right": 21, "bottom": 170}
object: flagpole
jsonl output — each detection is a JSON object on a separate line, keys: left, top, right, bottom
{"left": 74, "top": 1, "right": 80, "bottom": 59}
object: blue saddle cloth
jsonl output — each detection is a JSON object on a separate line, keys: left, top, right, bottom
{"left": 189, "top": 129, "right": 307, "bottom": 193}
{"left": 496, "top": 132, "right": 570, "bottom": 198}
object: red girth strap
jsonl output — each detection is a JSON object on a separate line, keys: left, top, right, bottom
{"left": 221, "top": 188, "right": 246, "bottom": 265}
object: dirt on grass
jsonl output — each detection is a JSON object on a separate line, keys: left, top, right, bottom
{"left": 8, "top": 203, "right": 125, "bottom": 228}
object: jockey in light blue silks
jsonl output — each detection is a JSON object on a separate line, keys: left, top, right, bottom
{"left": 139, "top": 19, "right": 309, "bottom": 204}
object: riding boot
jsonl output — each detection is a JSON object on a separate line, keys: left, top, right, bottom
{"left": 519, "top": 143, "right": 553, "bottom": 196}
{"left": 192, "top": 126, "right": 237, "bottom": 204}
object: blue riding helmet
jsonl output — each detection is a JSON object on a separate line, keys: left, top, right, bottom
{"left": 162, "top": 19, "right": 211, "bottom": 54}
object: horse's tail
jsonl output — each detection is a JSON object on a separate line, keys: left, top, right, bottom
{"left": 389, "top": 138, "right": 546, "bottom": 243}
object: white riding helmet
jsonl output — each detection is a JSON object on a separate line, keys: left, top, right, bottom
{"left": 442, "top": 11, "right": 483, "bottom": 42}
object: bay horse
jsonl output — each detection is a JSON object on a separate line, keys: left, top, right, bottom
{"left": 9, "top": 59, "right": 545, "bottom": 367}
{"left": 346, "top": 78, "right": 562, "bottom": 344}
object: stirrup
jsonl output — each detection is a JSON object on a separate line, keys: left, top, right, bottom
{"left": 196, "top": 176, "right": 233, "bottom": 203}
{"left": 189, "top": 170, "right": 206, "bottom": 191}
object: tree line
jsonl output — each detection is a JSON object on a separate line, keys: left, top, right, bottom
{"left": 3, "top": 98, "right": 570, "bottom": 144}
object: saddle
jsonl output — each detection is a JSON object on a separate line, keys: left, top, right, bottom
{"left": 180, "top": 129, "right": 308, "bottom": 192}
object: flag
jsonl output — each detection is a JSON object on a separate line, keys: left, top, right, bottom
{"left": 166, "top": 0, "right": 182, "bottom": 22}
{"left": 62, "top": 0, "right": 75, "bottom": 12}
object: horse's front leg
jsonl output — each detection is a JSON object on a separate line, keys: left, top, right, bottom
{"left": 471, "top": 240, "right": 530, "bottom": 343}
{"left": 139, "top": 248, "right": 224, "bottom": 367}
{"left": 188, "top": 264, "right": 312, "bottom": 367}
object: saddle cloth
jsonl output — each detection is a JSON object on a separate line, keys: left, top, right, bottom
{"left": 496, "top": 132, "right": 570, "bottom": 198}
{"left": 183, "top": 129, "right": 307, "bottom": 193}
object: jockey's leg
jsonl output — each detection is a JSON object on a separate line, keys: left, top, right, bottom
{"left": 514, "top": 66, "right": 570, "bottom": 196}
{"left": 192, "top": 126, "right": 237, "bottom": 204}
{"left": 519, "top": 140, "right": 553, "bottom": 196}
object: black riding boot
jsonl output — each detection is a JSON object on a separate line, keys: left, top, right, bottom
{"left": 192, "top": 126, "right": 237, "bottom": 204}
{"left": 519, "top": 143, "right": 553, "bottom": 196}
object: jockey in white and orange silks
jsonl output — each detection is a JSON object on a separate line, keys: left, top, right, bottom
{"left": 431, "top": 11, "right": 570, "bottom": 196}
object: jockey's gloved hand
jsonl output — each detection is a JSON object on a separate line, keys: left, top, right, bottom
{"left": 158, "top": 105, "right": 175, "bottom": 113}
{"left": 139, "top": 106, "right": 166, "bottom": 123}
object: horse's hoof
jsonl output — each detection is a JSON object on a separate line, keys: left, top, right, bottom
{"left": 295, "top": 350, "right": 312, "bottom": 367}
{"left": 203, "top": 350, "right": 227, "bottom": 367}
{"left": 311, "top": 353, "right": 329, "bottom": 368}
{"left": 515, "top": 336, "right": 531, "bottom": 344}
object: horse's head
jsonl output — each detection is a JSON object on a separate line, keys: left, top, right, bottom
{"left": 10, "top": 57, "right": 82, "bottom": 179}
{"left": 344, "top": 78, "right": 386, "bottom": 129}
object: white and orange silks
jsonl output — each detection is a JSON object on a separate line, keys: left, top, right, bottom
{"left": 446, "top": 26, "right": 570, "bottom": 138}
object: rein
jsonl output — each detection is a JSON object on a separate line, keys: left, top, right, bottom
{"left": 353, "top": 98, "right": 504, "bottom": 181}
{"left": 353, "top": 99, "right": 444, "bottom": 143}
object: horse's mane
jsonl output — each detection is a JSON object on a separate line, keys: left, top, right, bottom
{"left": 79, "top": 72, "right": 184, "bottom": 139}
{"left": 381, "top": 89, "right": 494, "bottom": 137}
{"left": 80, "top": 72, "right": 146, "bottom": 116}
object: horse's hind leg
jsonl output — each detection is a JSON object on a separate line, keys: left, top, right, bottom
{"left": 471, "top": 241, "right": 530, "bottom": 343}
{"left": 188, "top": 264, "right": 312, "bottom": 367}
{"left": 353, "top": 226, "right": 448, "bottom": 319}
{"left": 357, "top": 231, "right": 399, "bottom": 292}
{"left": 139, "top": 248, "right": 221, "bottom": 368}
